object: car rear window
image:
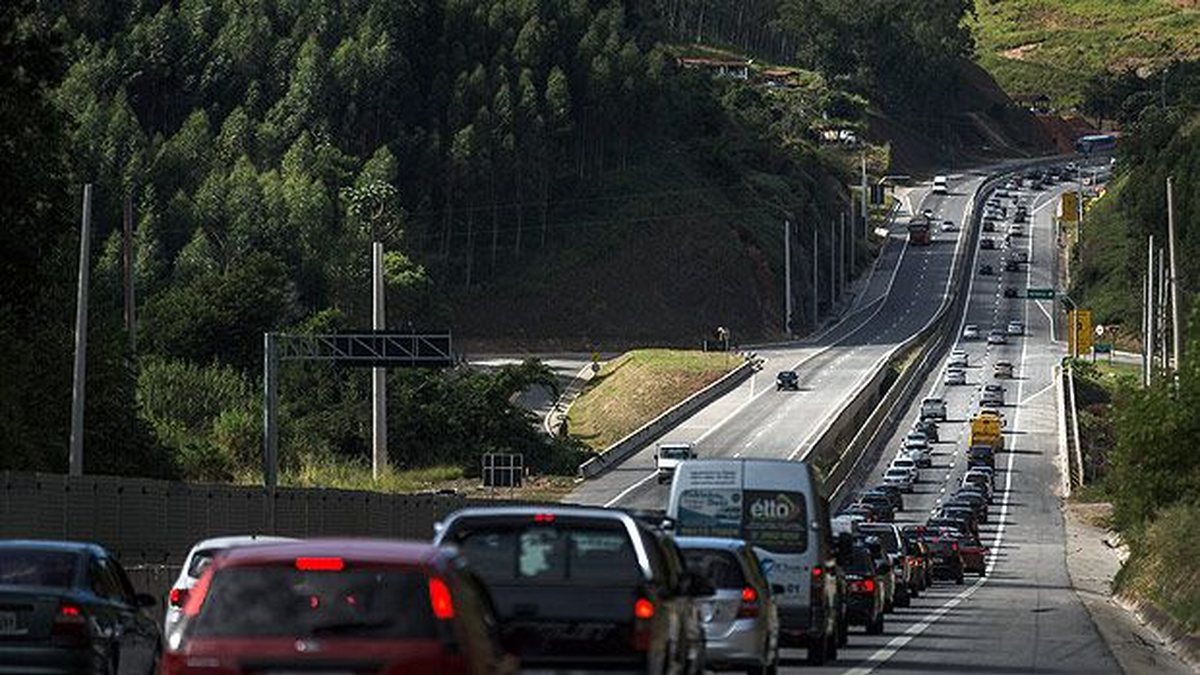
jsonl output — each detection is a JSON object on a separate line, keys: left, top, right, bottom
{"left": 0, "top": 549, "right": 79, "bottom": 588}
{"left": 454, "top": 521, "right": 640, "bottom": 585}
{"left": 857, "top": 527, "right": 900, "bottom": 553}
{"left": 681, "top": 549, "right": 745, "bottom": 589}
{"left": 845, "top": 548, "right": 875, "bottom": 575}
{"left": 189, "top": 566, "right": 437, "bottom": 639}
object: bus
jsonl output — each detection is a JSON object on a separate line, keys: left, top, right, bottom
{"left": 1075, "top": 134, "right": 1116, "bottom": 155}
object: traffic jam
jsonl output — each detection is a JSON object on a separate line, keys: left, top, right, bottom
{"left": 0, "top": 170, "right": 1076, "bottom": 674}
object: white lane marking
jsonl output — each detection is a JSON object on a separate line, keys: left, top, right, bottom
{"left": 841, "top": 176, "right": 1040, "bottom": 675}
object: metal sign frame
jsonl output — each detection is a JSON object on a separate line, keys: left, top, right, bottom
{"left": 262, "top": 331, "right": 454, "bottom": 495}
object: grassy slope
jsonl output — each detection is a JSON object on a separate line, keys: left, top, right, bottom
{"left": 973, "top": 0, "right": 1200, "bottom": 109}
{"left": 567, "top": 349, "right": 740, "bottom": 450}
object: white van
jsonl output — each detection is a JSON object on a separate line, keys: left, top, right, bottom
{"left": 932, "top": 175, "right": 948, "bottom": 194}
{"left": 667, "top": 459, "right": 842, "bottom": 664}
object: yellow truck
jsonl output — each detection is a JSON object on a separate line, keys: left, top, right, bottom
{"left": 968, "top": 414, "right": 1005, "bottom": 452}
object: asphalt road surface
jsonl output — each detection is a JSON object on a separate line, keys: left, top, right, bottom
{"left": 793, "top": 177, "right": 1123, "bottom": 673}
{"left": 570, "top": 173, "right": 988, "bottom": 509}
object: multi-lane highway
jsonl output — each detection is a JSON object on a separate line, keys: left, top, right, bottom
{"left": 570, "top": 174, "right": 990, "bottom": 509}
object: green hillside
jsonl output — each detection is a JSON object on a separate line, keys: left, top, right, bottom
{"left": 974, "top": 0, "right": 1200, "bottom": 109}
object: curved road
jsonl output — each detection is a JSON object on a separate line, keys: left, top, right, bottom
{"left": 570, "top": 172, "right": 990, "bottom": 509}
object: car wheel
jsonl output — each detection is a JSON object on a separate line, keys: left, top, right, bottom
{"left": 867, "top": 613, "right": 885, "bottom": 635}
{"left": 910, "top": 584, "right": 920, "bottom": 599}
{"left": 806, "top": 632, "right": 828, "bottom": 665}
{"left": 827, "top": 630, "right": 839, "bottom": 661}
{"left": 956, "top": 573, "right": 965, "bottom": 585}
{"left": 838, "top": 615, "right": 849, "bottom": 647}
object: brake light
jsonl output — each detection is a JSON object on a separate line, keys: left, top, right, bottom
{"left": 811, "top": 566, "right": 823, "bottom": 578}
{"left": 168, "top": 588, "right": 189, "bottom": 608}
{"left": 951, "top": 542, "right": 959, "bottom": 552}
{"left": 634, "top": 598, "right": 655, "bottom": 620}
{"left": 737, "top": 586, "right": 760, "bottom": 618}
{"left": 534, "top": 513, "right": 556, "bottom": 523}
{"left": 428, "top": 577, "right": 455, "bottom": 620}
{"left": 50, "top": 602, "right": 87, "bottom": 644}
{"left": 848, "top": 579, "right": 876, "bottom": 594}
{"left": 295, "top": 557, "right": 344, "bottom": 572}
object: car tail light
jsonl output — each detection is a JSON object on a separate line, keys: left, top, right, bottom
{"left": 848, "top": 579, "right": 876, "bottom": 594}
{"left": 295, "top": 557, "right": 344, "bottom": 571}
{"left": 183, "top": 569, "right": 212, "bottom": 618}
{"left": 951, "top": 542, "right": 959, "bottom": 552}
{"left": 50, "top": 602, "right": 87, "bottom": 644}
{"left": 533, "top": 513, "right": 556, "bottom": 523}
{"left": 428, "top": 577, "right": 455, "bottom": 620}
{"left": 632, "top": 597, "right": 655, "bottom": 651}
{"left": 168, "top": 587, "right": 189, "bottom": 608}
{"left": 737, "top": 586, "right": 760, "bottom": 618}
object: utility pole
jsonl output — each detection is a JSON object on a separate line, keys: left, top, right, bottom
{"left": 1166, "top": 177, "right": 1182, "bottom": 374}
{"left": 840, "top": 211, "right": 848, "bottom": 292}
{"left": 784, "top": 219, "right": 793, "bottom": 336}
{"left": 1159, "top": 248, "right": 1168, "bottom": 372}
{"left": 69, "top": 184, "right": 93, "bottom": 477}
{"left": 860, "top": 154, "right": 869, "bottom": 239}
{"left": 122, "top": 193, "right": 136, "bottom": 353}
{"left": 1145, "top": 236, "right": 1154, "bottom": 386}
{"left": 829, "top": 219, "right": 836, "bottom": 306}
{"left": 812, "top": 224, "right": 819, "bottom": 327}
{"left": 371, "top": 239, "right": 388, "bottom": 479}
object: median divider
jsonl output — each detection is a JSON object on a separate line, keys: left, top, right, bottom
{"left": 806, "top": 158, "right": 1074, "bottom": 506}
{"left": 577, "top": 356, "right": 758, "bottom": 479}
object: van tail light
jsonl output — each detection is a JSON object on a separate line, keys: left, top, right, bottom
{"left": 428, "top": 577, "right": 455, "bottom": 620}
{"left": 810, "top": 566, "right": 825, "bottom": 602}
{"left": 50, "top": 602, "right": 88, "bottom": 644}
{"left": 737, "top": 586, "right": 760, "bottom": 618}
{"left": 168, "top": 587, "right": 189, "bottom": 608}
{"left": 631, "top": 596, "right": 655, "bottom": 651}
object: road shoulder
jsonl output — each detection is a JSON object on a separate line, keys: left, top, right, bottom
{"left": 1062, "top": 501, "right": 1195, "bottom": 675}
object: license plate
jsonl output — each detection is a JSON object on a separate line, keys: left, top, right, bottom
{"left": 0, "top": 611, "right": 19, "bottom": 635}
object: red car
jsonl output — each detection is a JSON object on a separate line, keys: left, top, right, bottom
{"left": 955, "top": 534, "right": 989, "bottom": 576}
{"left": 161, "top": 540, "right": 518, "bottom": 675}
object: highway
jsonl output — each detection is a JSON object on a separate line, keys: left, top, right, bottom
{"left": 569, "top": 174, "right": 985, "bottom": 509}
{"left": 792, "top": 177, "right": 1130, "bottom": 673}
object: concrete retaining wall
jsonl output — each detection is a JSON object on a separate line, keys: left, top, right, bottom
{"left": 577, "top": 358, "right": 757, "bottom": 479}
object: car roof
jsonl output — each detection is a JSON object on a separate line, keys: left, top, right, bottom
{"left": 215, "top": 539, "right": 448, "bottom": 568}
{"left": 674, "top": 536, "right": 751, "bottom": 553}
{"left": 0, "top": 540, "right": 105, "bottom": 557}
{"left": 188, "top": 535, "right": 297, "bottom": 553}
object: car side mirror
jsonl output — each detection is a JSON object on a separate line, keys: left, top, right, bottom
{"left": 134, "top": 593, "right": 156, "bottom": 608}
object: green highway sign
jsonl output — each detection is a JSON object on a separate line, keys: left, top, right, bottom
{"left": 1094, "top": 343, "right": 1113, "bottom": 354}
{"left": 1026, "top": 287, "right": 1055, "bottom": 299}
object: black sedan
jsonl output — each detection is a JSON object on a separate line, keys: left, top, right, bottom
{"left": 776, "top": 370, "right": 800, "bottom": 391}
{"left": 0, "top": 540, "right": 160, "bottom": 674}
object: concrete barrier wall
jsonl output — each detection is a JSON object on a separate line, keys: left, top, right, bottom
{"left": 578, "top": 358, "right": 757, "bottom": 479}
{"left": 0, "top": 471, "right": 470, "bottom": 565}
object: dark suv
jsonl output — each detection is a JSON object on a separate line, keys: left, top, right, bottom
{"left": 776, "top": 371, "right": 800, "bottom": 391}
{"left": 435, "top": 506, "right": 711, "bottom": 674}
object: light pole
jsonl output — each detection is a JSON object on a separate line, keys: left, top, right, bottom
{"left": 784, "top": 219, "right": 793, "bottom": 336}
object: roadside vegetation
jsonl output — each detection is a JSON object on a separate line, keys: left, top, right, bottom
{"left": 973, "top": 0, "right": 1200, "bottom": 111}
{"left": 567, "top": 349, "right": 739, "bottom": 451}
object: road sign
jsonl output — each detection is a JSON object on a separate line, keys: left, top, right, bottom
{"left": 1068, "top": 309, "right": 1094, "bottom": 356}
{"left": 1094, "top": 325, "right": 1105, "bottom": 337}
{"left": 1026, "top": 287, "right": 1055, "bottom": 299}
{"left": 1093, "top": 343, "right": 1113, "bottom": 354}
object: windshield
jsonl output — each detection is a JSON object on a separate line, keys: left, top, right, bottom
{"left": 660, "top": 446, "right": 692, "bottom": 460}
{"left": 0, "top": 549, "right": 79, "bottom": 588}
{"left": 453, "top": 521, "right": 640, "bottom": 585}
{"left": 189, "top": 566, "right": 438, "bottom": 639}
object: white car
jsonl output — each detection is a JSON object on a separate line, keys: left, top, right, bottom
{"left": 1007, "top": 321, "right": 1024, "bottom": 335}
{"left": 883, "top": 467, "right": 917, "bottom": 493}
{"left": 655, "top": 442, "right": 696, "bottom": 484}
{"left": 921, "top": 397, "right": 947, "bottom": 420}
{"left": 981, "top": 384, "right": 1006, "bottom": 407}
{"left": 949, "top": 349, "right": 969, "bottom": 368}
{"left": 164, "top": 534, "right": 296, "bottom": 636}
{"left": 963, "top": 325, "right": 980, "bottom": 340}
{"left": 889, "top": 457, "right": 920, "bottom": 486}
{"left": 942, "top": 220, "right": 958, "bottom": 232}
{"left": 987, "top": 330, "right": 1008, "bottom": 345}
{"left": 901, "top": 442, "right": 932, "bottom": 468}
{"left": 944, "top": 368, "right": 967, "bottom": 385}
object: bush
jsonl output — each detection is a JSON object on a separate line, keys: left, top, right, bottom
{"left": 1115, "top": 502, "right": 1200, "bottom": 632}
